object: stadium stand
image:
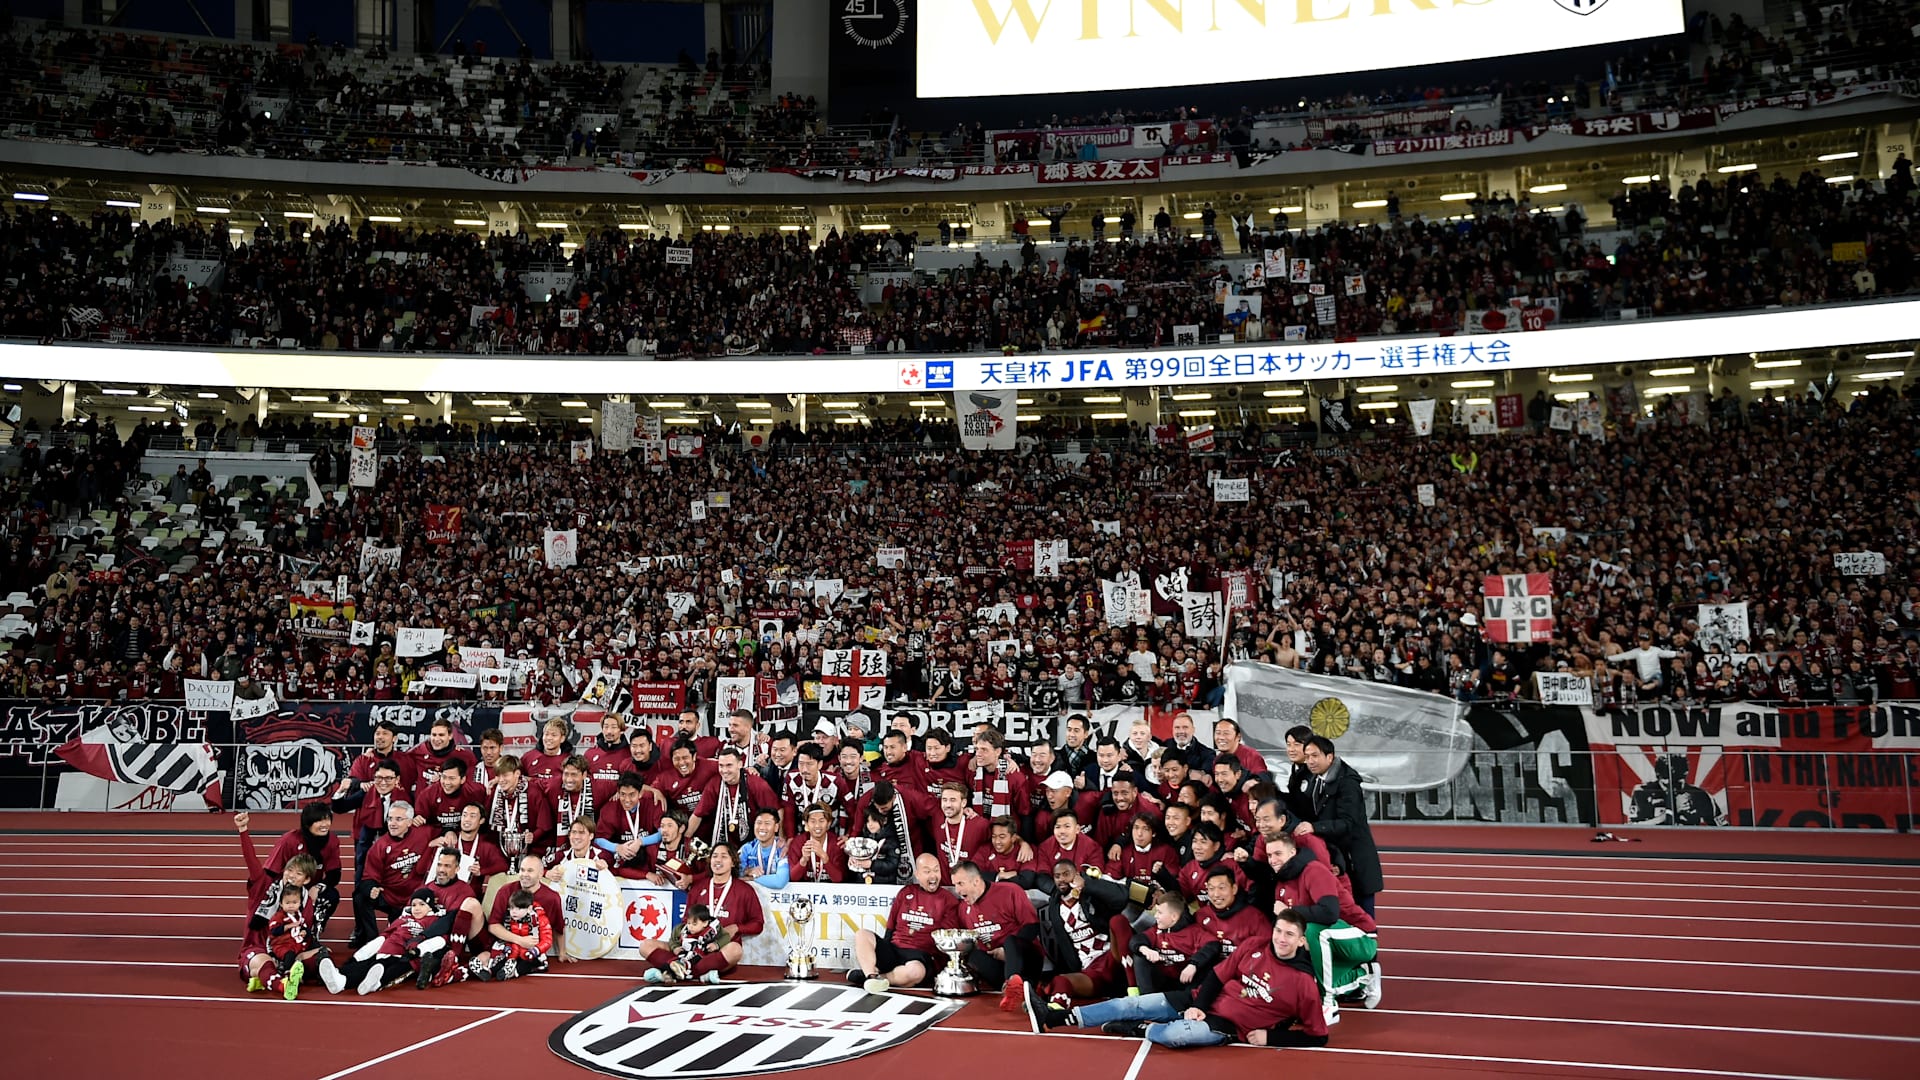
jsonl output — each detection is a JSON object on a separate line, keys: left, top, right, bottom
{"left": 2, "top": 384, "right": 1915, "bottom": 710}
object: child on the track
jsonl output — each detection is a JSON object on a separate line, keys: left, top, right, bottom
{"left": 338, "top": 889, "right": 444, "bottom": 995}
{"left": 448, "top": 888, "right": 553, "bottom": 984}
{"left": 236, "top": 812, "right": 345, "bottom": 996}
{"left": 257, "top": 886, "right": 316, "bottom": 999}
{"left": 643, "top": 904, "right": 724, "bottom": 985}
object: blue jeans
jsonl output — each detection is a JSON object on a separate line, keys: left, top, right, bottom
{"left": 1075, "top": 993, "right": 1231, "bottom": 1048}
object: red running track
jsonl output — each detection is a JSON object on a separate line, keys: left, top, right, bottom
{"left": 0, "top": 814, "right": 1915, "bottom": 1080}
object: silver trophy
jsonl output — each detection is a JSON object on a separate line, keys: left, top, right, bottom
{"left": 844, "top": 836, "right": 881, "bottom": 885}
{"left": 783, "top": 895, "right": 817, "bottom": 980}
{"left": 931, "top": 928, "right": 980, "bottom": 997}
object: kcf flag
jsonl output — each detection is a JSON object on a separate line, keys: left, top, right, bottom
{"left": 1483, "top": 573, "right": 1554, "bottom": 643}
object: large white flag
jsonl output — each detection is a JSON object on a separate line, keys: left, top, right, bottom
{"left": 1407, "top": 399, "right": 1435, "bottom": 436}
{"left": 1223, "top": 662, "right": 1471, "bottom": 791}
{"left": 543, "top": 528, "right": 579, "bottom": 569}
{"left": 955, "top": 390, "right": 1017, "bottom": 451}
{"left": 601, "top": 401, "right": 634, "bottom": 451}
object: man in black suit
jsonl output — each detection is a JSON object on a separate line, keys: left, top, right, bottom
{"left": 1296, "top": 735, "right": 1382, "bottom": 917}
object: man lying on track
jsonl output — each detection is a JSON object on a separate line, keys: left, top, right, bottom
{"left": 1024, "top": 908, "right": 1330, "bottom": 1050}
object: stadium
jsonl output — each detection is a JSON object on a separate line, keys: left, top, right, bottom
{"left": 0, "top": 0, "right": 1916, "bottom": 1076}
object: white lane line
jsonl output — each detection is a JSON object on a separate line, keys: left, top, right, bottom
{"left": 1384, "top": 858, "right": 1920, "bottom": 878}
{"left": 1119, "top": 1037, "right": 1152, "bottom": 1080}
{"left": 1393, "top": 906, "right": 1920, "bottom": 929}
{"left": 1388, "top": 974, "right": 1920, "bottom": 1006}
{"left": 1368, "top": 1007, "right": 1920, "bottom": 1043}
{"left": 932, "top": 1026, "right": 1867, "bottom": 1080}
{"left": 0, "top": 990, "right": 577, "bottom": 1014}
{"left": 1385, "top": 925, "right": 1920, "bottom": 948}
{"left": 314, "top": 1009, "right": 514, "bottom": 1080}
{"left": 0, "top": 957, "right": 719, "bottom": 983}
{"left": 12, "top": 909, "right": 1916, "bottom": 952}
{"left": 1391, "top": 875, "right": 1920, "bottom": 897}
{"left": 20, "top": 893, "right": 1919, "bottom": 931}
{"left": 6, "top": 934, "right": 1918, "bottom": 978}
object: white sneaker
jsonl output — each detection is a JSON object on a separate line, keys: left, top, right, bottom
{"left": 1362, "top": 963, "right": 1383, "bottom": 1010}
{"left": 357, "top": 966, "right": 387, "bottom": 996}
{"left": 700, "top": 970, "right": 722, "bottom": 985}
{"left": 1322, "top": 998, "right": 1341, "bottom": 1027}
{"left": 318, "top": 956, "right": 347, "bottom": 995}
{"left": 863, "top": 976, "right": 890, "bottom": 995}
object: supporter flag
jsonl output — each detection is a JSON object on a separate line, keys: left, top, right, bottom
{"left": 1483, "top": 573, "right": 1554, "bottom": 643}
{"left": 1604, "top": 381, "right": 1639, "bottom": 419}
{"left": 1185, "top": 425, "right": 1215, "bottom": 453}
{"left": 348, "top": 426, "right": 378, "bottom": 488}
{"left": 1092, "top": 520, "right": 1121, "bottom": 536}
{"left": 1407, "top": 399, "right": 1435, "bottom": 436}
{"left": 1550, "top": 406, "right": 1574, "bottom": 431}
{"left": 1100, "top": 580, "right": 1132, "bottom": 627}
{"left": 1181, "top": 591, "right": 1223, "bottom": 639}
{"left": 56, "top": 724, "right": 224, "bottom": 807}
{"left": 601, "top": 402, "right": 634, "bottom": 451}
{"left": 1495, "top": 394, "right": 1525, "bottom": 429}
{"left": 571, "top": 439, "right": 594, "bottom": 463}
{"left": 691, "top": 500, "right": 707, "bottom": 522}
{"left": 543, "top": 528, "right": 579, "bottom": 569}
{"left": 1077, "top": 314, "right": 1106, "bottom": 333}
{"left": 1696, "top": 602, "right": 1751, "bottom": 652}
{"left": 349, "top": 620, "right": 375, "bottom": 646}
{"left": 1466, "top": 402, "right": 1497, "bottom": 435}
{"left": 876, "top": 547, "right": 907, "bottom": 569}
{"left": 1343, "top": 274, "right": 1366, "bottom": 296}
{"left": 742, "top": 428, "right": 769, "bottom": 452}
{"left": 666, "top": 435, "right": 704, "bottom": 458}
{"left": 1034, "top": 539, "right": 1067, "bottom": 578}
{"left": 1417, "top": 484, "right": 1435, "bottom": 507}
{"left": 1001, "top": 541, "right": 1035, "bottom": 573}
{"left": 955, "top": 391, "right": 1017, "bottom": 451}
{"left": 423, "top": 504, "right": 464, "bottom": 544}
{"left": 1223, "top": 661, "right": 1470, "bottom": 791}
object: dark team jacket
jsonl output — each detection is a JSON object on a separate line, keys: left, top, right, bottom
{"left": 1037, "top": 873, "right": 1129, "bottom": 975}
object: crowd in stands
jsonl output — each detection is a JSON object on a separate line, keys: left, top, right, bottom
{"left": 2, "top": 383, "right": 1917, "bottom": 720}
{"left": 0, "top": 23, "right": 822, "bottom": 170}
{"left": 5, "top": 1, "right": 1916, "bottom": 174}
{"left": 2, "top": 152, "right": 1913, "bottom": 355}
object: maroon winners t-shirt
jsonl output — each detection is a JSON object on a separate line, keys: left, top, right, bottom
{"left": 959, "top": 881, "right": 1036, "bottom": 951}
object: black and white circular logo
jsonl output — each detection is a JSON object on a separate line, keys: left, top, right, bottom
{"left": 842, "top": 0, "right": 910, "bottom": 49}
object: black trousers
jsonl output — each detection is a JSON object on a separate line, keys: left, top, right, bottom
{"left": 351, "top": 881, "right": 401, "bottom": 945}
{"left": 967, "top": 937, "right": 1039, "bottom": 990}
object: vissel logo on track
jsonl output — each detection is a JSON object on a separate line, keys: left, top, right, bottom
{"left": 549, "top": 984, "right": 959, "bottom": 1078}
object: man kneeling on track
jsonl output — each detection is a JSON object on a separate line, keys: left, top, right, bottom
{"left": 1267, "top": 831, "right": 1381, "bottom": 1025}
{"left": 338, "top": 889, "right": 445, "bottom": 995}
{"left": 849, "top": 853, "right": 960, "bottom": 994}
{"left": 1025, "top": 908, "right": 1330, "bottom": 1050}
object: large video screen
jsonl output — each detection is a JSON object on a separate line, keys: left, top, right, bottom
{"left": 913, "top": 0, "right": 1687, "bottom": 99}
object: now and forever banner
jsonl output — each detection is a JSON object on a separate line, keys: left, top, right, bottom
{"left": 1586, "top": 702, "right": 1920, "bottom": 830}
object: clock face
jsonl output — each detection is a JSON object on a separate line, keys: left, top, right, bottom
{"left": 1309, "top": 697, "right": 1351, "bottom": 740}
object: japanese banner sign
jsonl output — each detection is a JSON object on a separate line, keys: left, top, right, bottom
{"left": 818, "top": 648, "right": 889, "bottom": 713}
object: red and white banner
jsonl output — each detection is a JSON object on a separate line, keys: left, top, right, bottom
{"left": 1586, "top": 703, "right": 1920, "bottom": 830}
{"left": 1038, "top": 158, "right": 1162, "bottom": 184}
{"left": 1372, "top": 129, "right": 1517, "bottom": 156}
{"left": 1482, "top": 573, "right": 1553, "bottom": 643}
{"left": 423, "top": 504, "right": 463, "bottom": 544}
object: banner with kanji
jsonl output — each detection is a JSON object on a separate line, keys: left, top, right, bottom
{"left": 348, "top": 426, "right": 378, "bottom": 488}
{"left": 1185, "top": 425, "right": 1215, "bottom": 453}
{"left": 423, "top": 504, "right": 464, "bottom": 545}
{"left": 1482, "top": 573, "right": 1554, "bottom": 643}
{"left": 818, "top": 648, "right": 889, "bottom": 713}
{"left": 1034, "top": 540, "right": 1067, "bottom": 578}
{"left": 1585, "top": 702, "right": 1920, "bottom": 829}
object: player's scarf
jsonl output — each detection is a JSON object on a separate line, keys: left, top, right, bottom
{"left": 491, "top": 783, "right": 530, "bottom": 857}
{"left": 788, "top": 772, "right": 838, "bottom": 818}
{"left": 971, "top": 756, "right": 1012, "bottom": 818}
{"left": 555, "top": 783, "right": 595, "bottom": 840}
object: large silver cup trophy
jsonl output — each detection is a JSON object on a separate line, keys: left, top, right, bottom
{"left": 931, "top": 928, "right": 981, "bottom": 997}
{"left": 783, "top": 895, "right": 817, "bottom": 980}
{"left": 844, "top": 836, "right": 881, "bottom": 885}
